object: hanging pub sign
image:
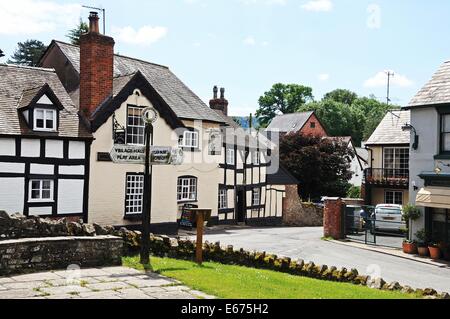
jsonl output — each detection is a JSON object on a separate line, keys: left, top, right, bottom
{"left": 110, "top": 145, "right": 184, "bottom": 165}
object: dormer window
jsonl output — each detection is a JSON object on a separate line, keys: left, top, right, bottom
{"left": 34, "top": 108, "right": 57, "bottom": 131}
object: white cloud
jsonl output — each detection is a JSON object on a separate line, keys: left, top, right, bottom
{"left": 239, "top": 0, "right": 287, "bottom": 5}
{"left": 112, "top": 26, "right": 168, "bottom": 46}
{"left": 243, "top": 36, "right": 257, "bottom": 46}
{"left": 0, "top": 0, "right": 82, "bottom": 35}
{"left": 301, "top": 0, "right": 333, "bottom": 12}
{"left": 318, "top": 73, "right": 330, "bottom": 81}
{"left": 243, "top": 36, "right": 270, "bottom": 47}
{"left": 364, "top": 71, "right": 413, "bottom": 88}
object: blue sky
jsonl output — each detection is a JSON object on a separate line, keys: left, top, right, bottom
{"left": 1, "top": 0, "right": 449, "bottom": 116}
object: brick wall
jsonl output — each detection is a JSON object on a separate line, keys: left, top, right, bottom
{"left": 79, "top": 32, "right": 115, "bottom": 117}
{"left": 299, "top": 113, "right": 328, "bottom": 137}
{"left": 323, "top": 198, "right": 344, "bottom": 239}
{"left": 283, "top": 185, "right": 323, "bottom": 226}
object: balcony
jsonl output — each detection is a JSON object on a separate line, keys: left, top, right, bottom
{"left": 364, "top": 168, "right": 409, "bottom": 188}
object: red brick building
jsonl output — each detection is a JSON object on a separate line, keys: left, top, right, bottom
{"left": 266, "top": 111, "right": 328, "bottom": 137}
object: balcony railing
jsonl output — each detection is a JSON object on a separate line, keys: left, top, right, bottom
{"left": 364, "top": 168, "right": 409, "bottom": 187}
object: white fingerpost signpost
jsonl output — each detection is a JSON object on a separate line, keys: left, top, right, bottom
{"left": 110, "top": 106, "right": 184, "bottom": 265}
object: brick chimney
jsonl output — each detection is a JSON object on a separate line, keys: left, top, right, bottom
{"left": 209, "top": 86, "right": 229, "bottom": 116}
{"left": 79, "top": 12, "right": 115, "bottom": 117}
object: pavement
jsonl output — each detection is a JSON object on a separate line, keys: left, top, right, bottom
{"left": 0, "top": 266, "right": 215, "bottom": 300}
{"left": 184, "top": 226, "right": 450, "bottom": 293}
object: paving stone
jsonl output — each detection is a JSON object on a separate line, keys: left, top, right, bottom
{"left": 51, "top": 268, "right": 110, "bottom": 279}
{"left": 162, "top": 285, "right": 191, "bottom": 292}
{"left": 41, "top": 285, "right": 91, "bottom": 296}
{"left": 124, "top": 278, "right": 176, "bottom": 289}
{"left": 2, "top": 281, "right": 49, "bottom": 290}
{"left": 154, "top": 291, "right": 198, "bottom": 299}
{"left": 0, "top": 289, "right": 44, "bottom": 299}
{"left": 100, "top": 267, "right": 143, "bottom": 276}
{"left": 91, "top": 275, "right": 121, "bottom": 283}
{"left": 77, "top": 291, "right": 122, "bottom": 299}
{"left": 45, "top": 278, "right": 99, "bottom": 287}
{"left": 87, "top": 281, "right": 132, "bottom": 292}
{"left": 118, "top": 288, "right": 156, "bottom": 299}
{"left": 188, "top": 290, "right": 216, "bottom": 299}
{"left": 140, "top": 286, "right": 168, "bottom": 295}
{"left": 10, "top": 272, "right": 62, "bottom": 282}
{"left": 0, "top": 277, "right": 15, "bottom": 285}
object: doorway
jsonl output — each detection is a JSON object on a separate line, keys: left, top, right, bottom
{"left": 236, "top": 189, "right": 246, "bottom": 223}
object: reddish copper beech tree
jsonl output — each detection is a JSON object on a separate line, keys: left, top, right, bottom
{"left": 279, "top": 134, "right": 354, "bottom": 201}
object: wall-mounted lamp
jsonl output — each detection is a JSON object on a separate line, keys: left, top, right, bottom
{"left": 402, "top": 124, "right": 419, "bottom": 150}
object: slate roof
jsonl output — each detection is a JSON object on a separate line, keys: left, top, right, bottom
{"left": 365, "top": 111, "right": 410, "bottom": 146}
{"left": 267, "top": 111, "right": 314, "bottom": 133}
{"left": 266, "top": 163, "right": 299, "bottom": 185}
{"left": 51, "top": 41, "right": 224, "bottom": 124}
{"left": 0, "top": 64, "right": 91, "bottom": 139}
{"left": 408, "top": 60, "right": 450, "bottom": 108}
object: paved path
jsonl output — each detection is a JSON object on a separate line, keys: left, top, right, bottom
{"left": 186, "top": 226, "right": 450, "bottom": 293}
{"left": 0, "top": 267, "right": 215, "bottom": 299}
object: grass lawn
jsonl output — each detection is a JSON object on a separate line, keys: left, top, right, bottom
{"left": 123, "top": 256, "right": 417, "bottom": 299}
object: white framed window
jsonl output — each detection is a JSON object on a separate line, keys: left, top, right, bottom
{"left": 177, "top": 176, "right": 197, "bottom": 202}
{"left": 219, "top": 188, "right": 228, "bottom": 209}
{"left": 253, "top": 151, "right": 260, "bottom": 165}
{"left": 385, "top": 190, "right": 403, "bottom": 205}
{"left": 29, "top": 180, "right": 53, "bottom": 202}
{"left": 226, "top": 148, "right": 235, "bottom": 165}
{"left": 252, "top": 188, "right": 261, "bottom": 206}
{"left": 179, "top": 131, "right": 199, "bottom": 149}
{"left": 125, "top": 174, "right": 144, "bottom": 215}
{"left": 127, "top": 106, "right": 145, "bottom": 146}
{"left": 34, "top": 108, "right": 56, "bottom": 131}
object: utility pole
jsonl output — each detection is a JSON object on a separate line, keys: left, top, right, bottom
{"left": 82, "top": 5, "right": 106, "bottom": 34}
{"left": 386, "top": 71, "right": 395, "bottom": 106}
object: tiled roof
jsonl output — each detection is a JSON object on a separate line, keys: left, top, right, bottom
{"left": 0, "top": 64, "right": 91, "bottom": 138}
{"left": 365, "top": 111, "right": 410, "bottom": 146}
{"left": 408, "top": 60, "right": 450, "bottom": 108}
{"left": 53, "top": 41, "right": 225, "bottom": 123}
{"left": 267, "top": 112, "right": 314, "bottom": 133}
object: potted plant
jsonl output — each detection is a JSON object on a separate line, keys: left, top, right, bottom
{"left": 402, "top": 205, "right": 422, "bottom": 254}
{"left": 428, "top": 242, "right": 442, "bottom": 260}
{"left": 441, "top": 243, "right": 450, "bottom": 261}
{"left": 415, "top": 229, "right": 429, "bottom": 257}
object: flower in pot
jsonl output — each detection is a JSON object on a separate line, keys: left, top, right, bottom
{"left": 402, "top": 239, "right": 418, "bottom": 255}
{"left": 415, "top": 229, "right": 429, "bottom": 257}
{"left": 402, "top": 205, "right": 422, "bottom": 241}
{"left": 428, "top": 242, "right": 442, "bottom": 260}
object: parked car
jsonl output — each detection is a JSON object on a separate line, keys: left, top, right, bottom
{"left": 371, "top": 204, "right": 406, "bottom": 233}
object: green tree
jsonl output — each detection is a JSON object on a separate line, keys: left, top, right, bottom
{"left": 67, "top": 19, "right": 89, "bottom": 45}
{"left": 299, "top": 90, "right": 400, "bottom": 146}
{"left": 256, "top": 83, "right": 314, "bottom": 127}
{"left": 7, "top": 40, "right": 47, "bottom": 66}
{"left": 323, "top": 89, "right": 358, "bottom": 105}
{"left": 280, "top": 134, "right": 354, "bottom": 201}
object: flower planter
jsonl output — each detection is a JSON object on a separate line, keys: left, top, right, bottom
{"left": 429, "top": 246, "right": 441, "bottom": 260}
{"left": 418, "top": 246, "right": 430, "bottom": 257}
{"left": 402, "top": 242, "right": 418, "bottom": 255}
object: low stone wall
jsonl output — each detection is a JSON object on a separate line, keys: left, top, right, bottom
{"left": 0, "top": 236, "right": 123, "bottom": 276}
{"left": 283, "top": 185, "right": 323, "bottom": 227}
{"left": 0, "top": 211, "right": 115, "bottom": 240}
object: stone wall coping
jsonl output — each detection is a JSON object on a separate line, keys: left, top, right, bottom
{"left": 0, "top": 235, "right": 122, "bottom": 245}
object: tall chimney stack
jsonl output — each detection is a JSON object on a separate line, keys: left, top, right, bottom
{"left": 209, "top": 86, "right": 229, "bottom": 116}
{"left": 79, "top": 12, "right": 115, "bottom": 117}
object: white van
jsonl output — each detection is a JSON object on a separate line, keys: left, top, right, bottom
{"left": 372, "top": 204, "right": 406, "bottom": 232}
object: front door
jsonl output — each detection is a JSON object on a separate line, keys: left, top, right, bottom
{"left": 236, "top": 189, "right": 246, "bottom": 223}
